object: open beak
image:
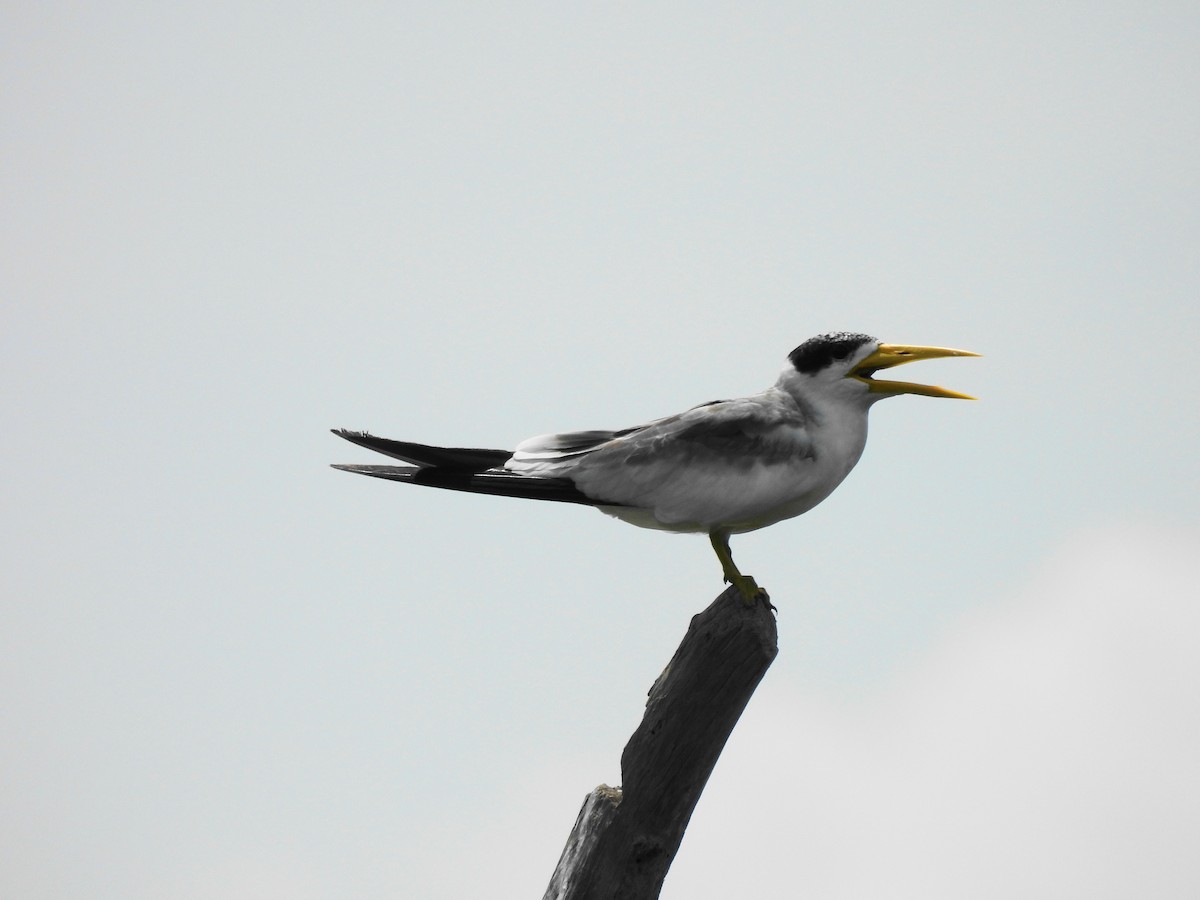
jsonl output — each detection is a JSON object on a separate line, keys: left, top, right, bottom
{"left": 850, "top": 344, "right": 980, "bottom": 399}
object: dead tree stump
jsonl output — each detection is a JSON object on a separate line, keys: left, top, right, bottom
{"left": 544, "top": 584, "right": 779, "bottom": 900}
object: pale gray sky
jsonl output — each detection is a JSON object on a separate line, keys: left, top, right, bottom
{"left": 3, "top": 3, "right": 1198, "bottom": 898}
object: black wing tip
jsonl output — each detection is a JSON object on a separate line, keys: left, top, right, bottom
{"left": 330, "top": 462, "right": 375, "bottom": 474}
{"left": 329, "top": 463, "right": 421, "bottom": 482}
{"left": 330, "top": 429, "right": 513, "bottom": 470}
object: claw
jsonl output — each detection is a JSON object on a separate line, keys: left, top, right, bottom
{"left": 731, "top": 573, "right": 773, "bottom": 609}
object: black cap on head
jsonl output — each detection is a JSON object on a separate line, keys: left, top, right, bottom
{"left": 787, "top": 332, "right": 877, "bottom": 374}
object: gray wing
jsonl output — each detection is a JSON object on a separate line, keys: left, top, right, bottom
{"left": 508, "top": 391, "right": 817, "bottom": 521}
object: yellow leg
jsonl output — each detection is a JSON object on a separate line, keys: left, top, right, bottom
{"left": 709, "top": 529, "right": 769, "bottom": 605}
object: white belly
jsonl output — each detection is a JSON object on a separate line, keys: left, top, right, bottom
{"left": 595, "top": 431, "right": 866, "bottom": 535}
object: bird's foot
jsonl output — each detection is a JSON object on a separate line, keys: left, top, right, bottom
{"left": 729, "top": 573, "right": 774, "bottom": 610}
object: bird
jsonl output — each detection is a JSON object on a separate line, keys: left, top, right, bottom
{"left": 332, "top": 332, "right": 977, "bottom": 604}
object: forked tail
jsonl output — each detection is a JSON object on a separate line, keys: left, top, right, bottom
{"left": 330, "top": 429, "right": 616, "bottom": 507}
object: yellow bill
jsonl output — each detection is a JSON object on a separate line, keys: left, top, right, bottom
{"left": 850, "top": 344, "right": 980, "bottom": 399}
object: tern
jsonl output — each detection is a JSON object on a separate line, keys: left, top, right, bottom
{"left": 332, "top": 332, "right": 977, "bottom": 603}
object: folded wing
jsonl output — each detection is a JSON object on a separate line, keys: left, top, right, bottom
{"left": 506, "top": 392, "right": 817, "bottom": 527}
{"left": 332, "top": 389, "right": 814, "bottom": 526}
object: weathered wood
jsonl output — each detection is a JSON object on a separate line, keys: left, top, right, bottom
{"left": 544, "top": 585, "right": 779, "bottom": 900}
